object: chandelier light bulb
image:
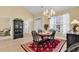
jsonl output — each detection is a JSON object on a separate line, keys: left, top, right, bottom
{"left": 48, "top": 15, "right": 51, "bottom": 19}
{"left": 53, "top": 11, "right": 56, "bottom": 15}
{"left": 43, "top": 11, "right": 46, "bottom": 16}
{"left": 50, "top": 9, "right": 56, "bottom": 16}
{"left": 45, "top": 9, "right": 49, "bottom": 14}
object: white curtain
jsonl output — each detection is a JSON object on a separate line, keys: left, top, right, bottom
{"left": 34, "top": 17, "right": 42, "bottom": 32}
{"left": 50, "top": 16, "right": 61, "bottom": 31}
{"left": 62, "top": 13, "right": 70, "bottom": 34}
{"left": 49, "top": 16, "right": 57, "bottom": 30}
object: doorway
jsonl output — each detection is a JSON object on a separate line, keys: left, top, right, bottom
{"left": 0, "top": 17, "right": 11, "bottom": 40}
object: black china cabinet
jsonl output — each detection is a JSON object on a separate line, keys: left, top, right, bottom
{"left": 13, "top": 18, "right": 23, "bottom": 39}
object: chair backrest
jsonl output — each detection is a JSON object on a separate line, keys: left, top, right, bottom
{"left": 31, "top": 31, "right": 39, "bottom": 42}
{"left": 38, "top": 29, "right": 42, "bottom": 33}
{"left": 50, "top": 29, "right": 56, "bottom": 39}
{"left": 66, "top": 33, "right": 79, "bottom": 49}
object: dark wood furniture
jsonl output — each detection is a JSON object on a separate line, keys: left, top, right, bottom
{"left": 13, "top": 19, "right": 23, "bottom": 39}
{"left": 66, "top": 33, "right": 79, "bottom": 49}
{"left": 38, "top": 33, "right": 52, "bottom": 37}
{"left": 38, "top": 33, "right": 51, "bottom": 39}
{"left": 31, "top": 31, "right": 43, "bottom": 51}
{"left": 38, "top": 29, "right": 56, "bottom": 42}
{"left": 38, "top": 29, "right": 42, "bottom": 33}
{"left": 31, "top": 31, "right": 39, "bottom": 44}
{"left": 49, "top": 29, "right": 56, "bottom": 40}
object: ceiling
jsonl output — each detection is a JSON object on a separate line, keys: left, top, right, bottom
{"left": 25, "top": 6, "right": 77, "bottom": 14}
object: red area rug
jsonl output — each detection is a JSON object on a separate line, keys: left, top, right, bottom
{"left": 21, "top": 38, "right": 66, "bottom": 52}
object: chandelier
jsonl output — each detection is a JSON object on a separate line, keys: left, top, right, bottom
{"left": 41, "top": 6, "right": 56, "bottom": 18}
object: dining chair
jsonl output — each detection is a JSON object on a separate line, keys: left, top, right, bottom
{"left": 31, "top": 31, "right": 39, "bottom": 44}
{"left": 49, "top": 29, "right": 56, "bottom": 40}
{"left": 38, "top": 29, "right": 42, "bottom": 33}
{"left": 31, "top": 31, "right": 43, "bottom": 48}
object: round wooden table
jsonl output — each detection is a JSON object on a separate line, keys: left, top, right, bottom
{"left": 38, "top": 33, "right": 52, "bottom": 40}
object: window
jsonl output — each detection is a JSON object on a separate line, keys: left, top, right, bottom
{"left": 34, "top": 17, "right": 42, "bottom": 32}
{"left": 49, "top": 16, "right": 61, "bottom": 32}
{"left": 50, "top": 13, "right": 70, "bottom": 34}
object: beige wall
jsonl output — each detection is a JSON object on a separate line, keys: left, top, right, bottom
{"left": 0, "top": 6, "right": 33, "bottom": 19}
{"left": 0, "top": 17, "right": 10, "bottom": 31}
{"left": 57, "top": 7, "right": 79, "bottom": 29}
{"left": 0, "top": 6, "right": 34, "bottom": 34}
{"left": 57, "top": 7, "right": 79, "bottom": 21}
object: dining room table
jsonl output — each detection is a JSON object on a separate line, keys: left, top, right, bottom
{"left": 38, "top": 32, "right": 52, "bottom": 41}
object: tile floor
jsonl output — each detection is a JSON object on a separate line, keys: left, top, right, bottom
{"left": 0, "top": 33, "right": 67, "bottom": 52}
{"left": 0, "top": 34, "right": 33, "bottom": 52}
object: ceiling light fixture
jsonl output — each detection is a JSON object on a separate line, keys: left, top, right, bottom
{"left": 41, "top": 6, "right": 56, "bottom": 19}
